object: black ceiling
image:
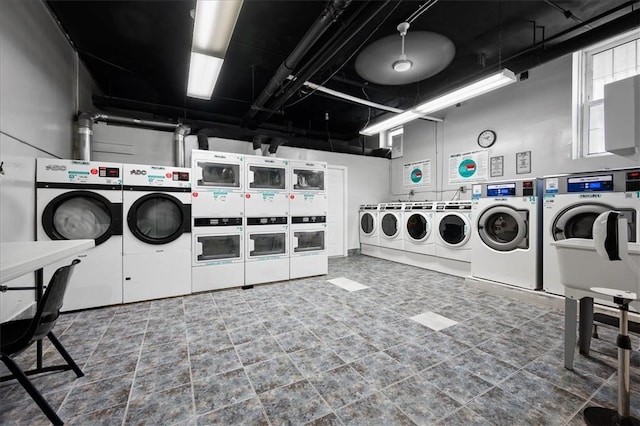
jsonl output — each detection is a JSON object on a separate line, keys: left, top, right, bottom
{"left": 47, "top": 0, "right": 639, "bottom": 155}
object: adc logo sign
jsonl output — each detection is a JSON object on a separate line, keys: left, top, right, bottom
{"left": 130, "top": 169, "right": 147, "bottom": 175}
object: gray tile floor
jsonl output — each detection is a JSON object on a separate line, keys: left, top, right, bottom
{"left": 2, "top": 255, "right": 640, "bottom": 425}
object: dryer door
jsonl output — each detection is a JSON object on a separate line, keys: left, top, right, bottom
{"left": 360, "top": 213, "right": 375, "bottom": 235}
{"left": 127, "top": 193, "right": 191, "bottom": 244}
{"left": 42, "top": 190, "right": 122, "bottom": 246}
{"left": 380, "top": 212, "right": 400, "bottom": 239}
{"left": 477, "top": 206, "right": 528, "bottom": 251}
{"left": 438, "top": 213, "right": 471, "bottom": 247}
{"left": 553, "top": 203, "right": 637, "bottom": 242}
{"left": 405, "top": 212, "right": 431, "bottom": 242}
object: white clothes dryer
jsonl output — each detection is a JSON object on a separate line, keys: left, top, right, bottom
{"left": 122, "top": 164, "right": 192, "bottom": 303}
{"left": 543, "top": 168, "right": 640, "bottom": 296}
{"left": 434, "top": 200, "right": 473, "bottom": 263}
{"left": 191, "top": 150, "right": 244, "bottom": 217}
{"left": 471, "top": 179, "right": 542, "bottom": 290}
{"left": 245, "top": 155, "right": 289, "bottom": 217}
{"left": 245, "top": 216, "right": 289, "bottom": 285}
{"left": 290, "top": 215, "right": 327, "bottom": 279}
{"left": 403, "top": 202, "right": 436, "bottom": 256}
{"left": 36, "top": 158, "right": 123, "bottom": 311}
{"left": 290, "top": 160, "right": 327, "bottom": 217}
{"left": 192, "top": 216, "right": 244, "bottom": 292}
{"left": 378, "top": 203, "right": 404, "bottom": 251}
{"left": 359, "top": 204, "right": 380, "bottom": 256}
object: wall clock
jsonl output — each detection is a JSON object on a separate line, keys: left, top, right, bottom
{"left": 477, "top": 130, "right": 497, "bottom": 148}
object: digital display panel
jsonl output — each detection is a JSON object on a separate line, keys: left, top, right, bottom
{"left": 487, "top": 183, "right": 516, "bottom": 197}
{"left": 567, "top": 175, "right": 613, "bottom": 192}
{"left": 173, "top": 171, "right": 190, "bottom": 181}
{"left": 99, "top": 167, "right": 120, "bottom": 178}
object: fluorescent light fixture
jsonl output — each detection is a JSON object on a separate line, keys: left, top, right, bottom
{"left": 360, "top": 69, "right": 517, "bottom": 136}
{"left": 192, "top": 0, "right": 243, "bottom": 57}
{"left": 187, "top": 53, "right": 224, "bottom": 100}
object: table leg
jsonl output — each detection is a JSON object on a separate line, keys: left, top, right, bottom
{"left": 36, "top": 268, "right": 43, "bottom": 370}
{"left": 565, "top": 297, "right": 577, "bottom": 370}
{"left": 579, "top": 297, "right": 594, "bottom": 355}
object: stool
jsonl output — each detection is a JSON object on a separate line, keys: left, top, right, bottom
{"left": 584, "top": 287, "right": 640, "bottom": 426}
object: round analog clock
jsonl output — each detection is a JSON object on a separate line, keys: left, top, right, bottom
{"left": 477, "top": 130, "right": 497, "bottom": 148}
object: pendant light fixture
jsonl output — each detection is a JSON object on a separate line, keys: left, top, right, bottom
{"left": 392, "top": 22, "right": 412, "bottom": 73}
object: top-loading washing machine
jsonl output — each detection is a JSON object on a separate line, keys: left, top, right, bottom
{"left": 471, "top": 179, "right": 542, "bottom": 290}
{"left": 123, "top": 164, "right": 192, "bottom": 302}
{"left": 434, "top": 200, "right": 473, "bottom": 277}
{"left": 403, "top": 202, "right": 436, "bottom": 257}
{"left": 36, "top": 158, "right": 123, "bottom": 311}
{"left": 244, "top": 155, "right": 289, "bottom": 217}
{"left": 191, "top": 149, "right": 244, "bottom": 217}
{"left": 359, "top": 204, "right": 380, "bottom": 257}
{"left": 543, "top": 168, "right": 640, "bottom": 296}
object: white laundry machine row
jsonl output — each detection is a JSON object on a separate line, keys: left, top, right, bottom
{"left": 378, "top": 203, "right": 405, "bottom": 263}
{"left": 433, "top": 200, "right": 473, "bottom": 277}
{"left": 122, "top": 164, "right": 192, "bottom": 303}
{"left": 192, "top": 216, "right": 244, "bottom": 292}
{"left": 36, "top": 158, "right": 124, "bottom": 311}
{"left": 359, "top": 204, "right": 380, "bottom": 257}
{"left": 402, "top": 202, "right": 439, "bottom": 270}
{"left": 191, "top": 150, "right": 244, "bottom": 217}
{"left": 245, "top": 216, "right": 289, "bottom": 285}
{"left": 542, "top": 168, "right": 640, "bottom": 297}
{"left": 471, "top": 179, "right": 542, "bottom": 290}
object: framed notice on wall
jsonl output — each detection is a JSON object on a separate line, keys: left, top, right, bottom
{"left": 403, "top": 160, "right": 431, "bottom": 188}
{"left": 490, "top": 156, "right": 504, "bottom": 177}
{"left": 516, "top": 151, "right": 531, "bottom": 174}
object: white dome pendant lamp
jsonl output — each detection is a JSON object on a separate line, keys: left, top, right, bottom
{"left": 392, "top": 22, "right": 412, "bottom": 73}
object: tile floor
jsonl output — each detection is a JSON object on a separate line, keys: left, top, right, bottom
{"left": 2, "top": 255, "right": 640, "bottom": 425}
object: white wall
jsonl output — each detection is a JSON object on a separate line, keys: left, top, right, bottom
{"left": 0, "top": 1, "right": 90, "bottom": 321}
{"left": 392, "top": 55, "right": 640, "bottom": 199}
{"left": 92, "top": 123, "right": 176, "bottom": 166}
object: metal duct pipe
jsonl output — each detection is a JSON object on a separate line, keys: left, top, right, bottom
{"left": 196, "top": 128, "right": 224, "bottom": 151}
{"left": 268, "top": 137, "right": 286, "bottom": 156}
{"left": 77, "top": 112, "right": 93, "bottom": 161}
{"left": 174, "top": 124, "right": 191, "bottom": 167}
{"left": 92, "top": 113, "right": 178, "bottom": 131}
{"left": 243, "top": 0, "right": 352, "bottom": 128}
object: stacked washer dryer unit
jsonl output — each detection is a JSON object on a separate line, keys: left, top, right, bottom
{"left": 122, "top": 164, "right": 192, "bottom": 302}
{"left": 359, "top": 204, "right": 380, "bottom": 257}
{"left": 378, "top": 202, "right": 405, "bottom": 263}
{"left": 244, "top": 155, "right": 290, "bottom": 285}
{"left": 402, "top": 201, "right": 437, "bottom": 269}
{"left": 289, "top": 160, "right": 328, "bottom": 279}
{"left": 191, "top": 150, "right": 245, "bottom": 292}
{"left": 471, "top": 179, "right": 542, "bottom": 289}
{"left": 433, "top": 200, "right": 473, "bottom": 277}
{"left": 36, "top": 159, "right": 123, "bottom": 311}
{"left": 543, "top": 168, "right": 640, "bottom": 296}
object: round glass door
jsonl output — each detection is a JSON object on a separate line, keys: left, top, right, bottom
{"left": 438, "top": 214, "right": 469, "bottom": 246}
{"left": 553, "top": 204, "right": 611, "bottom": 241}
{"left": 478, "top": 206, "right": 527, "bottom": 251}
{"left": 360, "top": 213, "right": 375, "bottom": 235}
{"left": 406, "top": 213, "right": 430, "bottom": 241}
{"left": 381, "top": 213, "right": 399, "bottom": 238}
{"left": 128, "top": 194, "right": 187, "bottom": 244}
{"left": 42, "top": 191, "right": 120, "bottom": 246}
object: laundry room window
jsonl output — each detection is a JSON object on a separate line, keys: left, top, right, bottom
{"left": 572, "top": 28, "right": 640, "bottom": 158}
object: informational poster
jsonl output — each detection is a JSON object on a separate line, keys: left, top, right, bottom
{"left": 516, "top": 151, "right": 532, "bottom": 174}
{"left": 448, "top": 150, "right": 488, "bottom": 184}
{"left": 490, "top": 156, "right": 504, "bottom": 177}
{"left": 403, "top": 160, "right": 431, "bottom": 188}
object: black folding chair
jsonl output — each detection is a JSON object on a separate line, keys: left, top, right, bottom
{"left": 1, "top": 259, "right": 83, "bottom": 426}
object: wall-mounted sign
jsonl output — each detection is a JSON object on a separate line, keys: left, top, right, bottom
{"left": 516, "top": 151, "right": 531, "bottom": 174}
{"left": 448, "top": 150, "right": 488, "bottom": 184}
{"left": 403, "top": 160, "right": 431, "bottom": 188}
{"left": 490, "top": 156, "right": 504, "bottom": 177}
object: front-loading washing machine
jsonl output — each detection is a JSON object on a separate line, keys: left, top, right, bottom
{"left": 402, "top": 201, "right": 438, "bottom": 270}
{"left": 122, "top": 164, "right": 192, "bottom": 302}
{"left": 471, "top": 179, "right": 542, "bottom": 290}
{"left": 36, "top": 158, "right": 123, "bottom": 311}
{"left": 543, "top": 168, "right": 640, "bottom": 296}
{"left": 192, "top": 216, "right": 244, "bottom": 292}
{"left": 245, "top": 216, "right": 289, "bottom": 285}
{"left": 359, "top": 204, "right": 380, "bottom": 257}
{"left": 378, "top": 202, "right": 404, "bottom": 262}
{"left": 434, "top": 200, "right": 472, "bottom": 277}
{"left": 191, "top": 149, "right": 244, "bottom": 217}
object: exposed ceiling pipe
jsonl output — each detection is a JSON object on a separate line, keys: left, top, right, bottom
{"left": 77, "top": 112, "right": 93, "bottom": 161}
{"left": 174, "top": 124, "right": 191, "bottom": 167}
{"left": 243, "top": 0, "right": 352, "bottom": 128}
{"left": 196, "top": 128, "right": 221, "bottom": 151}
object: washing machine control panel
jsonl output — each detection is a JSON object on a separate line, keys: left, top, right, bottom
{"left": 627, "top": 171, "right": 640, "bottom": 191}
{"left": 566, "top": 174, "right": 613, "bottom": 193}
